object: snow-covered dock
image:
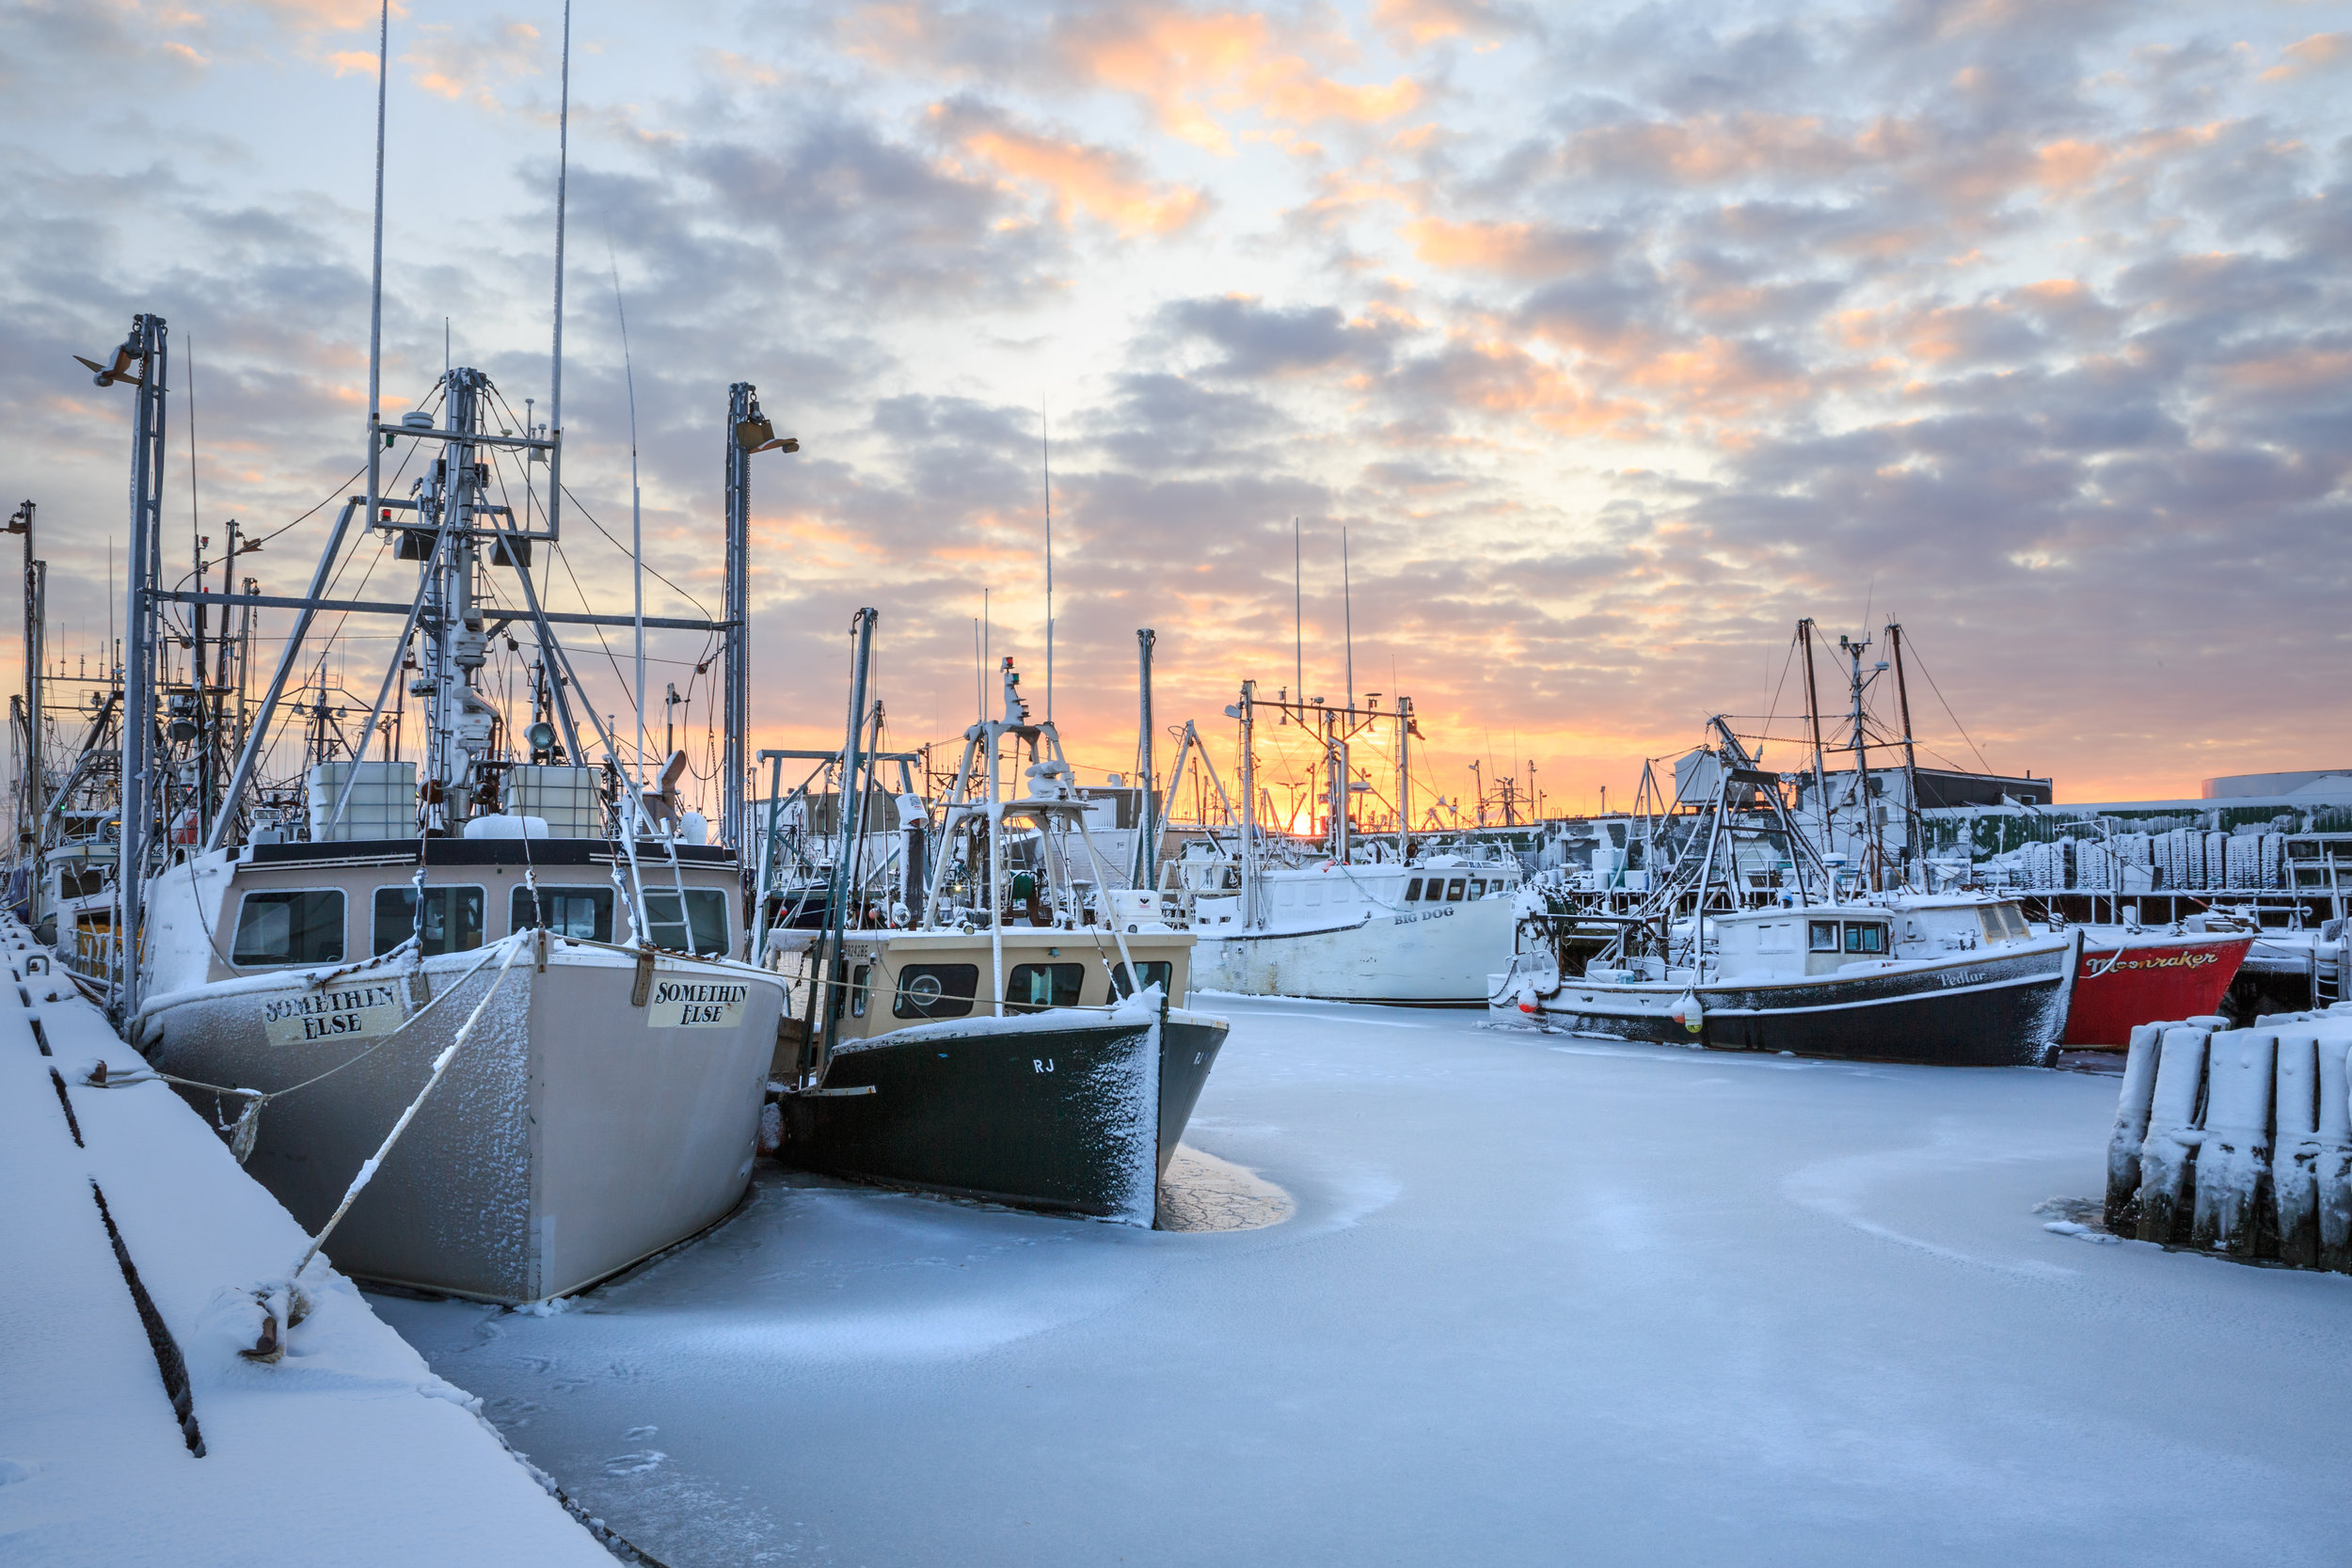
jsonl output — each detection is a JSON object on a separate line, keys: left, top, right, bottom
{"left": 379, "top": 995, "right": 2352, "bottom": 1566}
{"left": 0, "top": 919, "right": 611, "bottom": 1566}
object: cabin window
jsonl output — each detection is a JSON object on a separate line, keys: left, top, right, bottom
{"left": 1006, "top": 961, "right": 1084, "bottom": 1012}
{"left": 1446, "top": 878, "right": 1468, "bottom": 902}
{"left": 1304, "top": 884, "right": 1323, "bottom": 908}
{"left": 1757, "top": 922, "right": 1796, "bottom": 955}
{"left": 1844, "top": 923, "right": 1888, "bottom": 956}
{"left": 232, "top": 889, "right": 345, "bottom": 967}
{"left": 893, "top": 962, "right": 978, "bottom": 1020}
{"left": 509, "top": 884, "right": 613, "bottom": 943}
{"left": 1405, "top": 878, "right": 1423, "bottom": 901}
{"left": 850, "top": 965, "right": 870, "bottom": 1019}
{"left": 643, "top": 889, "right": 730, "bottom": 958}
{"left": 373, "top": 885, "right": 485, "bottom": 958}
{"left": 1109, "top": 960, "right": 1176, "bottom": 1001}
{"left": 1808, "top": 921, "right": 1839, "bottom": 953}
{"left": 1999, "top": 904, "right": 2031, "bottom": 941}
{"left": 1469, "top": 879, "right": 1487, "bottom": 899}
{"left": 1277, "top": 884, "right": 1296, "bottom": 909}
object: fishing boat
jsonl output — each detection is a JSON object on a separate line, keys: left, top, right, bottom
{"left": 767, "top": 647, "right": 1225, "bottom": 1226}
{"left": 1490, "top": 730, "right": 2080, "bottom": 1066}
{"left": 2056, "top": 921, "right": 2255, "bottom": 1046}
{"left": 1174, "top": 682, "right": 1522, "bottom": 1005}
{"left": 59, "top": 31, "right": 803, "bottom": 1301}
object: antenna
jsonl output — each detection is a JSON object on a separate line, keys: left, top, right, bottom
{"left": 611, "top": 247, "right": 645, "bottom": 781}
{"left": 547, "top": 0, "right": 570, "bottom": 542}
{"left": 1293, "top": 516, "right": 1302, "bottom": 715}
{"left": 1343, "top": 525, "right": 1353, "bottom": 709}
{"left": 1041, "top": 401, "right": 1052, "bottom": 723}
{"left": 363, "top": 0, "right": 387, "bottom": 551}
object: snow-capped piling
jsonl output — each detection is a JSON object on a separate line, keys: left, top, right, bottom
{"left": 2136, "top": 1025, "right": 2211, "bottom": 1244}
{"left": 2105, "top": 1022, "right": 2164, "bottom": 1230}
{"left": 2190, "top": 1030, "right": 2274, "bottom": 1256}
{"left": 2273, "top": 1035, "right": 2320, "bottom": 1268}
{"left": 2105, "top": 1005, "right": 2352, "bottom": 1271}
{"left": 2315, "top": 1036, "right": 2352, "bottom": 1272}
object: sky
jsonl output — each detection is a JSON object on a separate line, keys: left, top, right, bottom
{"left": 1, "top": 0, "right": 2347, "bottom": 830}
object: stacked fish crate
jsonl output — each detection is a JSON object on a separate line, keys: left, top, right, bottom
{"left": 2105, "top": 1009, "right": 2352, "bottom": 1269}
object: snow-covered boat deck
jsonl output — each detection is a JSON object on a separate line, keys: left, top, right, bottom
{"left": 0, "top": 920, "right": 610, "bottom": 1566}
{"left": 378, "top": 996, "right": 2351, "bottom": 1564}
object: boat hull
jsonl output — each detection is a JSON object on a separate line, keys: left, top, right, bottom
{"left": 2060, "top": 930, "right": 2253, "bottom": 1047}
{"left": 782, "top": 1006, "right": 1230, "bottom": 1226}
{"left": 138, "top": 942, "right": 784, "bottom": 1302}
{"left": 1194, "top": 898, "right": 1516, "bottom": 1006}
{"left": 1496, "top": 943, "right": 2074, "bottom": 1068}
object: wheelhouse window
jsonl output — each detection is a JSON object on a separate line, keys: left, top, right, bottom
{"left": 232, "top": 889, "right": 345, "bottom": 967}
{"left": 509, "top": 884, "right": 613, "bottom": 943}
{"left": 1999, "top": 904, "right": 2030, "bottom": 941}
{"left": 1405, "top": 878, "right": 1424, "bottom": 901}
{"left": 644, "top": 889, "right": 730, "bottom": 958}
{"left": 1109, "top": 960, "right": 1176, "bottom": 1001}
{"left": 1445, "top": 878, "right": 1467, "bottom": 902}
{"left": 1844, "top": 923, "right": 1888, "bottom": 956}
{"left": 1468, "top": 879, "right": 1487, "bottom": 899}
{"left": 893, "top": 962, "right": 978, "bottom": 1020}
{"left": 1808, "top": 921, "right": 1840, "bottom": 953}
{"left": 1006, "top": 961, "right": 1084, "bottom": 1011}
{"left": 373, "top": 885, "right": 485, "bottom": 958}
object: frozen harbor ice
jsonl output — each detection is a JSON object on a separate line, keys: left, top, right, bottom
{"left": 373, "top": 996, "right": 2352, "bottom": 1565}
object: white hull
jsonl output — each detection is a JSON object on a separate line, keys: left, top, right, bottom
{"left": 137, "top": 941, "right": 785, "bottom": 1303}
{"left": 1193, "top": 898, "right": 1517, "bottom": 1005}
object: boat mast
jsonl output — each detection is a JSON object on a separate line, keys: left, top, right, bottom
{"left": 1887, "top": 620, "right": 1922, "bottom": 890}
{"left": 1236, "top": 680, "right": 1258, "bottom": 927}
{"left": 104, "top": 313, "right": 167, "bottom": 1019}
{"left": 1133, "top": 627, "right": 1154, "bottom": 891}
{"left": 1798, "top": 618, "right": 1831, "bottom": 880}
{"left": 1839, "top": 631, "right": 1885, "bottom": 891}
{"left": 810, "top": 608, "right": 876, "bottom": 1075}
{"left": 8, "top": 500, "right": 39, "bottom": 859}
{"left": 1395, "top": 694, "right": 1410, "bottom": 866}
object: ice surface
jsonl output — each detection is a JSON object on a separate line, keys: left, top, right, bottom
{"left": 375, "top": 997, "right": 2352, "bottom": 1566}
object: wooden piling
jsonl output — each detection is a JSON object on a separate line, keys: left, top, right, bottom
{"left": 2273, "top": 1034, "right": 2320, "bottom": 1268}
{"left": 2191, "top": 1030, "right": 2274, "bottom": 1257}
{"left": 2137, "top": 1025, "right": 2210, "bottom": 1245}
{"left": 2106, "top": 1022, "right": 2164, "bottom": 1231}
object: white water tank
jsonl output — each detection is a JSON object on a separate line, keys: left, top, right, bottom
{"left": 308, "top": 761, "right": 415, "bottom": 842}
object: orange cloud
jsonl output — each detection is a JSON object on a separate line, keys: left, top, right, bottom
{"left": 404, "top": 19, "right": 541, "bottom": 107}
{"left": 1402, "top": 218, "right": 1613, "bottom": 280}
{"left": 843, "top": 2, "right": 1421, "bottom": 157}
{"left": 939, "top": 107, "right": 1209, "bottom": 236}
{"left": 2262, "top": 32, "right": 2347, "bottom": 82}
{"left": 2032, "top": 137, "right": 2107, "bottom": 193}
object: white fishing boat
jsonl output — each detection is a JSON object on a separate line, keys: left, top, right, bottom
{"left": 1168, "top": 683, "right": 1522, "bottom": 1006}
{"left": 56, "top": 43, "right": 801, "bottom": 1302}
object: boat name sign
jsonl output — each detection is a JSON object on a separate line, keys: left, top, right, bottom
{"left": 648, "top": 977, "right": 749, "bottom": 1028}
{"left": 263, "top": 981, "right": 408, "bottom": 1046}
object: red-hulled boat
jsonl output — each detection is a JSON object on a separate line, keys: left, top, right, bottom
{"left": 2058, "top": 927, "right": 2253, "bottom": 1047}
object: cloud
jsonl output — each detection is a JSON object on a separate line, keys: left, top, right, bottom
{"left": 1162, "top": 293, "right": 1404, "bottom": 379}
{"left": 930, "top": 99, "right": 1208, "bottom": 236}
{"left": 839, "top": 0, "right": 1423, "bottom": 156}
